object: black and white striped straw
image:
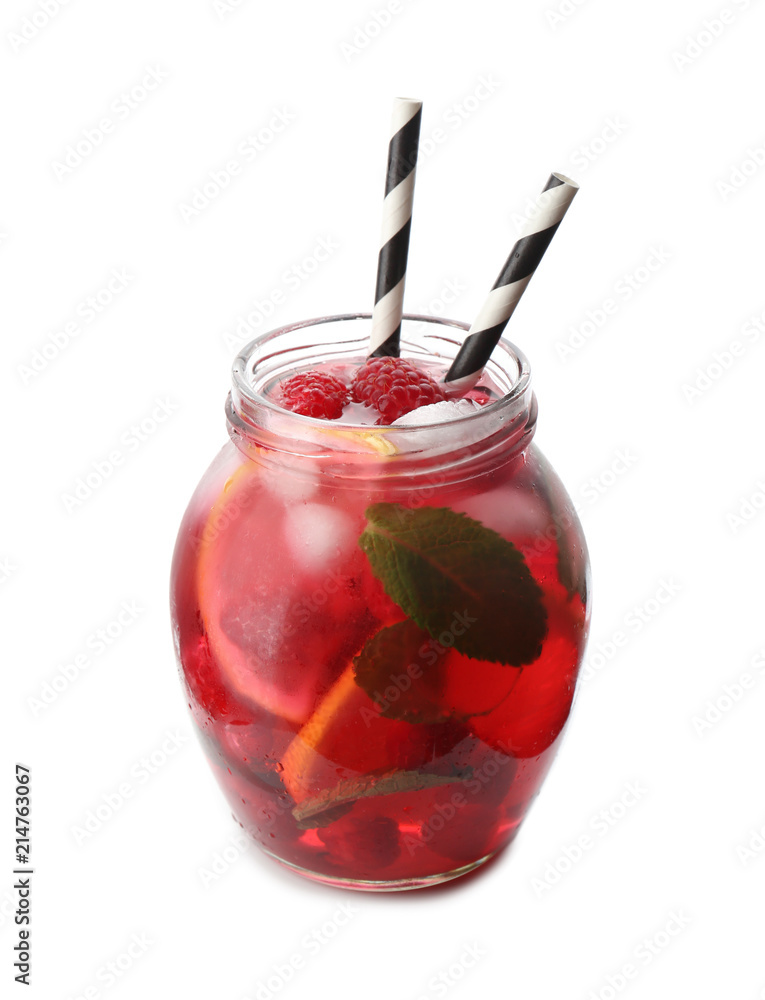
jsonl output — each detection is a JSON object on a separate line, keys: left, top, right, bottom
{"left": 444, "top": 173, "right": 579, "bottom": 391}
{"left": 368, "top": 98, "right": 422, "bottom": 358}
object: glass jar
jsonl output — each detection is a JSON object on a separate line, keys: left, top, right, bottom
{"left": 170, "top": 314, "right": 590, "bottom": 890}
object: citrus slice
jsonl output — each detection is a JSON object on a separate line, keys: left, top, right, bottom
{"left": 441, "top": 650, "right": 522, "bottom": 718}
{"left": 470, "top": 583, "right": 587, "bottom": 757}
{"left": 196, "top": 461, "right": 374, "bottom": 725}
{"left": 280, "top": 664, "right": 463, "bottom": 805}
{"left": 280, "top": 666, "right": 395, "bottom": 802}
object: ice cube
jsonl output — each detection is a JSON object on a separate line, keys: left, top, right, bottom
{"left": 392, "top": 399, "right": 482, "bottom": 426}
{"left": 284, "top": 503, "right": 356, "bottom": 574}
{"left": 454, "top": 488, "right": 548, "bottom": 538}
{"left": 261, "top": 460, "right": 318, "bottom": 502}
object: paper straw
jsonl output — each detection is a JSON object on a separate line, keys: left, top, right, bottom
{"left": 368, "top": 98, "right": 422, "bottom": 358}
{"left": 443, "top": 173, "right": 579, "bottom": 391}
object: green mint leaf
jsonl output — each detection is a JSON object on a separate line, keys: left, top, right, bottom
{"left": 292, "top": 766, "right": 473, "bottom": 828}
{"left": 353, "top": 620, "right": 451, "bottom": 724}
{"left": 353, "top": 619, "right": 522, "bottom": 723}
{"left": 359, "top": 503, "right": 547, "bottom": 666}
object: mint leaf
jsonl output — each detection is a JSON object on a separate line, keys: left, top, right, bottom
{"left": 292, "top": 766, "right": 473, "bottom": 828}
{"left": 359, "top": 503, "right": 547, "bottom": 666}
{"left": 353, "top": 620, "right": 451, "bottom": 724}
{"left": 297, "top": 802, "right": 353, "bottom": 829}
{"left": 353, "top": 619, "right": 522, "bottom": 723}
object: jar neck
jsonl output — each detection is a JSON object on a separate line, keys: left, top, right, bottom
{"left": 226, "top": 314, "right": 537, "bottom": 485}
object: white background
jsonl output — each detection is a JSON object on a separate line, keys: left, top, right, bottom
{"left": 4, "top": 1, "right": 765, "bottom": 997}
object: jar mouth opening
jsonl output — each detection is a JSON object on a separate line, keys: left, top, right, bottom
{"left": 231, "top": 313, "right": 531, "bottom": 433}
{"left": 227, "top": 314, "right": 536, "bottom": 476}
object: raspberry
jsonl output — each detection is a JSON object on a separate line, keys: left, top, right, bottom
{"left": 278, "top": 371, "right": 349, "bottom": 420}
{"left": 351, "top": 357, "right": 447, "bottom": 425}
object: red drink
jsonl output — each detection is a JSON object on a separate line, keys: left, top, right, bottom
{"left": 171, "top": 316, "right": 590, "bottom": 889}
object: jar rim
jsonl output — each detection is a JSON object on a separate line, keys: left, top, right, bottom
{"left": 232, "top": 312, "right": 530, "bottom": 423}
{"left": 227, "top": 314, "right": 535, "bottom": 476}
